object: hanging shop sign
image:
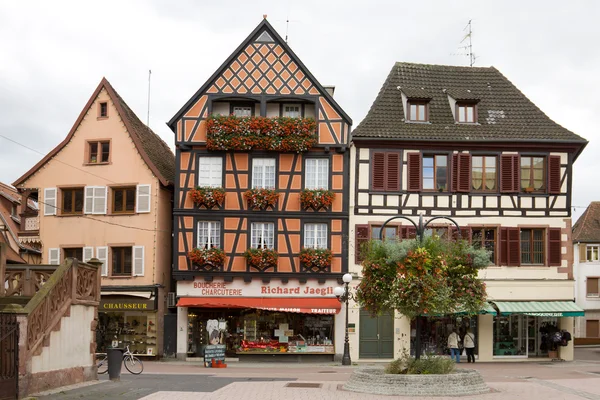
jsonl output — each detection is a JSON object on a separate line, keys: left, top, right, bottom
{"left": 177, "top": 278, "right": 339, "bottom": 298}
{"left": 100, "top": 297, "right": 156, "bottom": 311}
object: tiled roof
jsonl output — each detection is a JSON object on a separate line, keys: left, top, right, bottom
{"left": 400, "top": 87, "right": 432, "bottom": 99}
{"left": 573, "top": 202, "right": 600, "bottom": 242}
{"left": 352, "top": 62, "right": 588, "bottom": 143}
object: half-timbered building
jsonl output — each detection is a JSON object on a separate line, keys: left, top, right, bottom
{"left": 169, "top": 19, "right": 352, "bottom": 361}
{"left": 348, "top": 62, "right": 587, "bottom": 362}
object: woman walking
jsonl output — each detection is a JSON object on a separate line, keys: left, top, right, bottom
{"left": 464, "top": 328, "right": 476, "bottom": 363}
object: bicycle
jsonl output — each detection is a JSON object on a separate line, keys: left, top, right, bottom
{"left": 97, "top": 346, "right": 144, "bottom": 375}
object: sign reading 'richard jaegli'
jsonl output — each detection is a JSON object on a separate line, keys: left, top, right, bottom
{"left": 177, "top": 278, "right": 338, "bottom": 298}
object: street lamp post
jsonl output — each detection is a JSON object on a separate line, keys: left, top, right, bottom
{"left": 334, "top": 273, "right": 354, "bottom": 366}
{"left": 378, "top": 214, "right": 461, "bottom": 360}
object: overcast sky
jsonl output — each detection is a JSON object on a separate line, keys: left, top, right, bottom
{"left": 0, "top": 0, "right": 597, "bottom": 221}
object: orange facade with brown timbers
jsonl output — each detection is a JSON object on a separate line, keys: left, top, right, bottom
{"left": 169, "top": 19, "right": 352, "bottom": 280}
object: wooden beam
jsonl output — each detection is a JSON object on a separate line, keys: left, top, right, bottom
{"left": 0, "top": 242, "right": 6, "bottom": 296}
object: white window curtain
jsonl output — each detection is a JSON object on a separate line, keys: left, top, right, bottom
{"left": 251, "top": 223, "right": 274, "bottom": 249}
{"left": 305, "top": 159, "right": 329, "bottom": 190}
{"left": 252, "top": 159, "right": 276, "bottom": 189}
{"left": 198, "top": 157, "right": 223, "bottom": 187}
{"left": 304, "top": 223, "right": 328, "bottom": 249}
{"left": 197, "top": 221, "right": 221, "bottom": 248}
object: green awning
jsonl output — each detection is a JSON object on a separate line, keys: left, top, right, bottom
{"left": 492, "top": 301, "right": 584, "bottom": 317}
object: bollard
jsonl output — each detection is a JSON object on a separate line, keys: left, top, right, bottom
{"left": 107, "top": 348, "right": 124, "bottom": 381}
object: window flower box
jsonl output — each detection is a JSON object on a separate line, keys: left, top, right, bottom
{"left": 299, "top": 248, "right": 333, "bottom": 273}
{"left": 244, "top": 248, "right": 278, "bottom": 272}
{"left": 300, "top": 189, "right": 335, "bottom": 210}
{"left": 189, "top": 187, "right": 226, "bottom": 209}
{"left": 206, "top": 115, "right": 317, "bottom": 153}
{"left": 188, "top": 247, "right": 226, "bottom": 270}
{"left": 244, "top": 188, "right": 279, "bottom": 210}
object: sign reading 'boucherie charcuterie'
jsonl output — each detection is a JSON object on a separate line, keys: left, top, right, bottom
{"left": 177, "top": 278, "right": 339, "bottom": 298}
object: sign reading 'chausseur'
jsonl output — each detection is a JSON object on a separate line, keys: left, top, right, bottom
{"left": 177, "top": 278, "right": 338, "bottom": 298}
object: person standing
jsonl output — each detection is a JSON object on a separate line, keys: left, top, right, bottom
{"left": 448, "top": 329, "right": 461, "bottom": 363}
{"left": 464, "top": 328, "right": 476, "bottom": 363}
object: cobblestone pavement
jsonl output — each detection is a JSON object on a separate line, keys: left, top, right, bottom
{"left": 33, "top": 348, "right": 600, "bottom": 400}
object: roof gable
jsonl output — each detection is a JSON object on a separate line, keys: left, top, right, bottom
{"left": 13, "top": 78, "right": 174, "bottom": 187}
{"left": 352, "top": 62, "right": 587, "bottom": 146}
{"left": 168, "top": 18, "right": 351, "bottom": 127}
{"left": 573, "top": 202, "right": 600, "bottom": 242}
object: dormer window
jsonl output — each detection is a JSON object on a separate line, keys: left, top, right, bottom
{"left": 408, "top": 101, "right": 428, "bottom": 122}
{"left": 456, "top": 103, "right": 477, "bottom": 123}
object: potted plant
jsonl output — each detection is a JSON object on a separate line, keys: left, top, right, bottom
{"left": 189, "top": 187, "right": 226, "bottom": 209}
{"left": 244, "top": 248, "right": 278, "bottom": 271}
{"left": 244, "top": 188, "right": 279, "bottom": 210}
{"left": 300, "top": 189, "right": 335, "bottom": 210}
{"left": 188, "top": 247, "right": 227, "bottom": 270}
{"left": 524, "top": 186, "right": 535, "bottom": 193}
{"left": 299, "top": 248, "right": 333, "bottom": 272}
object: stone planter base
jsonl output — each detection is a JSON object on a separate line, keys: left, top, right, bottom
{"left": 343, "top": 367, "right": 490, "bottom": 397}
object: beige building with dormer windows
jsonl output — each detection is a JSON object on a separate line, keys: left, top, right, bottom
{"left": 13, "top": 78, "right": 175, "bottom": 357}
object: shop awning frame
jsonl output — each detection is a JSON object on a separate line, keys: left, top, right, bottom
{"left": 421, "top": 302, "right": 497, "bottom": 317}
{"left": 177, "top": 297, "right": 341, "bottom": 314}
{"left": 491, "top": 301, "right": 584, "bottom": 317}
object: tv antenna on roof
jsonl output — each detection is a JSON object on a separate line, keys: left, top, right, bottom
{"left": 455, "top": 20, "right": 477, "bottom": 67}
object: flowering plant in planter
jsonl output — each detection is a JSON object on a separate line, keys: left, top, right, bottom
{"left": 244, "top": 248, "right": 278, "bottom": 271}
{"left": 206, "top": 115, "right": 317, "bottom": 153}
{"left": 189, "top": 187, "right": 226, "bottom": 209}
{"left": 299, "top": 248, "right": 333, "bottom": 271}
{"left": 244, "top": 188, "right": 279, "bottom": 210}
{"left": 188, "top": 247, "right": 227, "bottom": 269}
{"left": 300, "top": 189, "right": 335, "bottom": 210}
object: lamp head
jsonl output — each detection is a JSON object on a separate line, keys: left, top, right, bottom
{"left": 342, "top": 273, "right": 353, "bottom": 284}
{"left": 333, "top": 286, "right": 344, "bottom": 298}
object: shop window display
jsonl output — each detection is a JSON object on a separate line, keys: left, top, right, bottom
{"left": 410, "top": 316, "right": 478, "bottom": 356}
{"left": 96, "top": 312, "right": 158, "bottom": 356}
{"left": 493, "top": 315, "right": 558, "bottom": 357}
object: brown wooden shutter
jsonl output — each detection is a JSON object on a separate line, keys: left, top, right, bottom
{"left": 500, "top": 154, "right": 519, "bottom": 193}
{"left": 451, "top": 153, "right": 459, "bottom": 192}
{"left": 548, "top": 155, "right": 561, "bottom": 194}
{"left": 548, "top": 228, "right": 562, "bottom": 266}
{"left": 580, "top": 244, "right": 587, "bottom": 262}
{"left": 586, "top": 320, "right": 600, "bottom": 337}
{"left": 400, "top": 226, "right": 417, "bottom": 240}
{"left": 458, "top": 154, "right": 472, "bottom": 192}
{"left": 371, "top": 152, "right": 385, "bottom": 191}
{"left": 355, "top": 224, "right": 370, "bottom": 263}
{"left": 407, "top": 152, "right": 421, "bottom": 192}
{"left": 386, "top": 152, "right": 401, "bottom": 191}
{"left": 507, "top": 228, "right": 520, "bottom": 266}
{"left": 587, "top": 278, "right": 599, "bottom": 297}
{"left": 499, "top": 228, "right": 508, "bottom": 265}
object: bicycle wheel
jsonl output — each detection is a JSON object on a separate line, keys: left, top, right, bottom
{"left": 124, "top": 356, "right": 143, "bottom": 375}
{"left": 97, "top": 356, "right": 108, "bottom": 374}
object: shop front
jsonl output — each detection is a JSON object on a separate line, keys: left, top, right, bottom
{"left": 96, "top": 288, "right": 159, "bottom": 357}
{"left": 410, "top": 315, "right": 479, "bottom": 358}
{"left": 176, "top": 278, "right": 343, "bottom": 361}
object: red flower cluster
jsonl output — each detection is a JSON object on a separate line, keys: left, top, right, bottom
{"left": 244, "top": 188, "right": 279, "bottom": 210}
{"left": 299, "top": 248, "right": 333, "bottom": 271}
{"left": 188, "top": 247, "right": 227, "bottom": 268}
{"left": 300, "top": 189, "right": 335, "bottom": 210}
{"left": 189, "top": 187, "right": 226, "bottom": 209}
{"left": 206, "top": 115, "right": 317, "bottom": 153}
{"left": 244, "top": 248, "right": 278, "bottom": 271}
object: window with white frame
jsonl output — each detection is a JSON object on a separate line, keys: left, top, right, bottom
{"left": 233, "top": 106, "right": 252, "bottom": 117}
{"left": 252, "top": 158, "right": 276, "bottom": 189}
{"left": 305, "top": 159, "right": 329, "bottom": 190}
{"left": 197, "top": 221, "right": 221, "bottom": 249}
{"left": 283, "top": 104, "right": 301, "bottom": 118}
{"left": 251, "top": 222, "right": 274, "bottom": 249}
{"left": 198, "top": 157, "right": 223, "bottom": 187}
{"left": 304, "top": 223, "right": 327, "bottom": 249}
{"left": 587, "top": 245, "right": 600, "bottom": 262}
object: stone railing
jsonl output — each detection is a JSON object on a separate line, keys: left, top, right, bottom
{"left": 4, "top": 265, "right": 58, "bottom": 297}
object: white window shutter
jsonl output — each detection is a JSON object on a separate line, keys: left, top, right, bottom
{"left": 48, "top": 248, "right": 60, "bottom": 265}
{"left": 96, "top": 246, "right": 108, "bottom": 276}
{"left": 44, "top": 188, "right": 57, "bottom": 215}
{"left": 83, "top": 247, "right": 94, "bottom": 262}
{"left": 84, "top": 187, "right": 95, "bottom": 214}
{"left": 93, "top": 187, "right": 107, "bottom": 214}
{"left": 133, "top": 246, "right": 145, "bottom": 276}
{"left": 136, "top": 184, "right": 151, "bottom": 213}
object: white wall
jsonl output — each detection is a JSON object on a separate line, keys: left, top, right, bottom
{"left": 574, "top": 243, "right": 600, "bottom": 310}
{"left": 31, "top": 305, "right": 94, "bottom": 373}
